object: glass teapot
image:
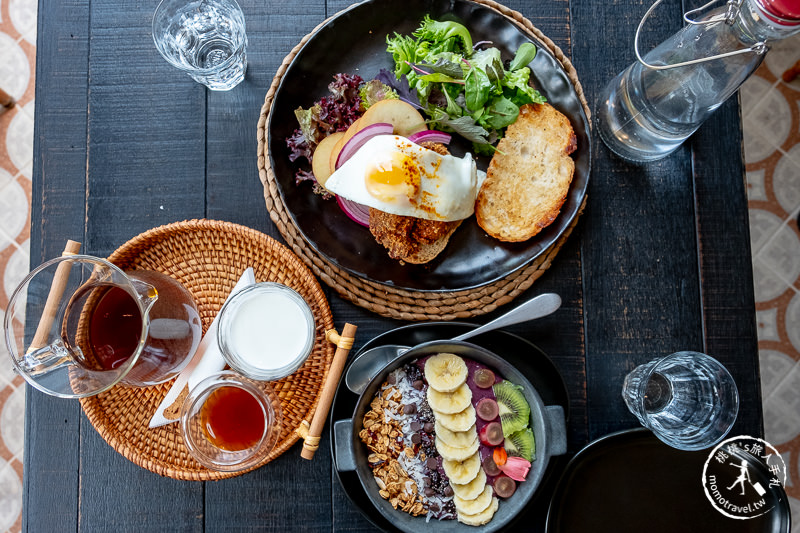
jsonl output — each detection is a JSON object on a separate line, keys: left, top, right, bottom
{"left": 4, "top": 254, "right": 202, "bottom": 398}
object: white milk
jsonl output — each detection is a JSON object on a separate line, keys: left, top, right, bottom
{"left": 223, "top": 286, "right": 313, "bottom": 375}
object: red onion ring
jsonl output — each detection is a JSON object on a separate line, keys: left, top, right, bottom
{"left": 406, "top": 130, "right": 452, "bottom": 145}
{"left": 336, "top": 196, "right": 371, "bottom": 227}
{"left": 335, "top": 122, "right": 394, "bottom": 169}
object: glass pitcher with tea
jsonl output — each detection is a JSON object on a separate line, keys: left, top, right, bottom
{"left": 4, "top": 253, "right": 202, "bottom": 398}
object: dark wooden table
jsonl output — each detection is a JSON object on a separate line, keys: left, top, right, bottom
{"left": 25, "top": 0, "right": 760, "bottom": 530}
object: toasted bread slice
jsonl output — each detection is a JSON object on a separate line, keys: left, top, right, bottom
{"left": 369, "top": 209, "right": 462, "bottom": 264}
{"left": 397, "top": 219, "right": 462, "bottom": 264}
{"left": 475, "top": 103, "right": 577, "bottom": 242}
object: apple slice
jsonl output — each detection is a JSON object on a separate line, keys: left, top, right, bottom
{"left": 360, "top": 99, "right": 427, "bottom": 137}
{"left": 326, "top": 99, "right": 428, "bottom": 172}
{"left": 312, "top": 131, "right": 344, "bottom": 188}
{"left": 329, "top": 118, "right": 363, "bottom": 172}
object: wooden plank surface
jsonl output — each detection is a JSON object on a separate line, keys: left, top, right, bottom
{"left": 690, "top": 99, "right": 763, "bottom": 436}
{"left": 570, "top": 0, "right": 762, "bottom": 441}
{"left": 84, "top": 0, "right": 207, "bottom": 256}
{"left": 72, "top": 0, "right": 207, "bottom": 530}
{"left": 202, "top": 1, "right": 336, "bottom": 529}
{"left": 24, "top": 0, "right": 761, "bottom": 530}
{"left": 569, "top": 0, "right": 751, "bottom": 443}
{"left": 25, "top": 0, "right": 91, "bottom": 531}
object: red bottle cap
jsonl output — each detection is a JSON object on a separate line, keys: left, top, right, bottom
{"left": 757, "top": 0, "right": 800, "bottom": 25}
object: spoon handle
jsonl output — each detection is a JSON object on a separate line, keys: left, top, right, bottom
{"left": 452, "top": 293, "right": 562, "bottom": 342}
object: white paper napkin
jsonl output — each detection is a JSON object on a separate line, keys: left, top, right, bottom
{"left": 149, "top": 267, "right": 256, "bottom": 428}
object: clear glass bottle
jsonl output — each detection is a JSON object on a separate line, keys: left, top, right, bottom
{"left": 597, "top": 0, "right": 800, "bottom": 162}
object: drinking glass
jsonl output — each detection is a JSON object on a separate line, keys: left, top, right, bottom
{"left": 181, "top": 371, "right": 282, "bottom": 471}
{"left": 217, "top": 283, "right": 315, "bottom": 381}
{"left": 152, "top": 0, "right": 247, "bottom": 91}
{"left": 622, "top": 351, "right": 739, "bottom": 451}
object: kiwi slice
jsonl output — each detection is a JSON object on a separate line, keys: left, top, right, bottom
{"left": 504, "top": 427, "right": 535, "bottom": 462}
{"left": 492, "top": 380, "right": 530, "bottom": 437}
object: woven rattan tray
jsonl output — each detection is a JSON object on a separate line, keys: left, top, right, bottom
{"left": 79, "top": 219, "right": 335, "bottom": 480}
{"left": 257, "top": 0, "right": 590, "bottom": 321}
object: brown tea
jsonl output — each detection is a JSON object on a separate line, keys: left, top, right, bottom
{"left": 88, "top": 286, "right": 143, "bottom": 370}
{"left": 64, "top": 269, "right": 200, "bottom": 384}
{"left": 200, "top": 385, "right": 266, "bottom": 451}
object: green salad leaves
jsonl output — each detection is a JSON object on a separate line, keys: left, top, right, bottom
{"left": 386, "top": 16, "right": 545, "bottom": 151}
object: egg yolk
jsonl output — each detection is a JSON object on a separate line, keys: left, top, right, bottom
{"left": 364, "top": 150, "right": 421, "bottom": 203}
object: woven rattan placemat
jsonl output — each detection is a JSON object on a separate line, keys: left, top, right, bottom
{"left": 257, "top": 0, "right": 590, "bottom": 321}
{"left": 79, "top": 219, "right": 335, "bottom": 480}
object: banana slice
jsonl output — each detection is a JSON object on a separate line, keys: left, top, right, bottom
{"left": 457, "top": 496, "right": 499, "bottom": 526}
{"left": 451, "top": 468, "right": 487, "bottom": 501}
{"left": 435, "top": 421, "right": 477, "bottom": 448}
{"left": 454, "top": 484, "right": 494, "bottom": 516}
{"left": 436, "top": 405, "right": 477, "bottom": 432}
{"left": 435, "top": 434, "right": 480, "bottom": 462}
{"left": 442, "top": 451, "right": 482, "bottom": 485}
{"left": 424, "top": 353, "right": 468, "bottom": 392}
{"left": 427, "top": 383, "right": 472, "bottom": 414}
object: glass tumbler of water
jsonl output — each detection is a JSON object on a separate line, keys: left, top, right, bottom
{"left": 622, "top": 351, "right": 739, "bottom": 451}
{"left": 152, "top": 0, "right": 247, "bottom": 91}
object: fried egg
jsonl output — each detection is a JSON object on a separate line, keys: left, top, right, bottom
{"left": 324, "top": 135, "right": 485, "bottom": 222}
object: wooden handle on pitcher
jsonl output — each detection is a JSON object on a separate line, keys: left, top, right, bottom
{"left": 27, "top": 240, "right": 82, "bottom": 353}
{"left": 298, "top": 323, "right": 357, "bottom": 460}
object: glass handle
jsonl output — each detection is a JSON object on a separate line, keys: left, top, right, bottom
{"left": 18, "top": 339, "right": 77, "bottom": 377}
{"left": 634, "top": 0, "right": 767, "bottom": 71}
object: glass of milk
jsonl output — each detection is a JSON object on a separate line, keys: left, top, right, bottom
{"left": 217, "top": 283, "right": 315, "bottom": 381}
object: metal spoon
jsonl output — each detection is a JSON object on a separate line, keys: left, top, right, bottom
{"left": 344, "top": 292, "right": 562, "bottom": 394}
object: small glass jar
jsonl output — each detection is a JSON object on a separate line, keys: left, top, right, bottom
{"left": 180, "top": 371, "right": 282, "bottom": 472}
{"left": 216, "top": 282, "right": 315, "bottom": 381}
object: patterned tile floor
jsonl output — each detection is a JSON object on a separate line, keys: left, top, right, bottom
{"left": 0, "top": 0, "right": 35, "bottom": 531}
{"left": 742, "top": 32, "right": 800, "bottom": 527}
{"left": 0, "top": 1, "right": 799, "bottom": 530}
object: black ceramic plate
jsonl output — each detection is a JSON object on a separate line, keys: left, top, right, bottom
{"left": 268, "top": 0, "right": 591, "bottom": 291}
{"left": 546, "top": 429, "right": 791, "bottom": 533}
{"left": 329, "top": 322, "right": 570, "bottom": 532}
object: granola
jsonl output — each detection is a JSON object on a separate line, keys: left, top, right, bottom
{"left": 359, "top": 364, "right": 455, "bottom": 520}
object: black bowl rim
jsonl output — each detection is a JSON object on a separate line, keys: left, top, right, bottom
{"left": 265, "top": 0, "right": 592, "bottom": 292}
{"left": 340, "top": 339, "right": 560, "bottom": 533}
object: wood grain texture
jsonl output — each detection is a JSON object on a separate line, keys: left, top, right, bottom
{"left": 66, "top": 0, "right": 208, "bottom": 530}
{"left": 206, "top": 0, "right": 325, "bottom": 234}
{"left": 203, "top": 0, "right": 338, "bottom": 530}
{"left": 571, "top": 0, "right": 762, "bottom": 442}
{"left": 25, "top": 0, "right": 91, "bottom": 531}
{"left": 689, "top": 99, "right": 762, "bottom": 436}
{"left": 570, "top": 0, "right": 748, "bottom": 441}
{"left": 85, "top": 0, "right": 206, "bottom": 257}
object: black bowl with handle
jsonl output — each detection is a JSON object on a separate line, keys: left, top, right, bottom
{"left": 333, "top": 340, "right": 567, "bottom": 532}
